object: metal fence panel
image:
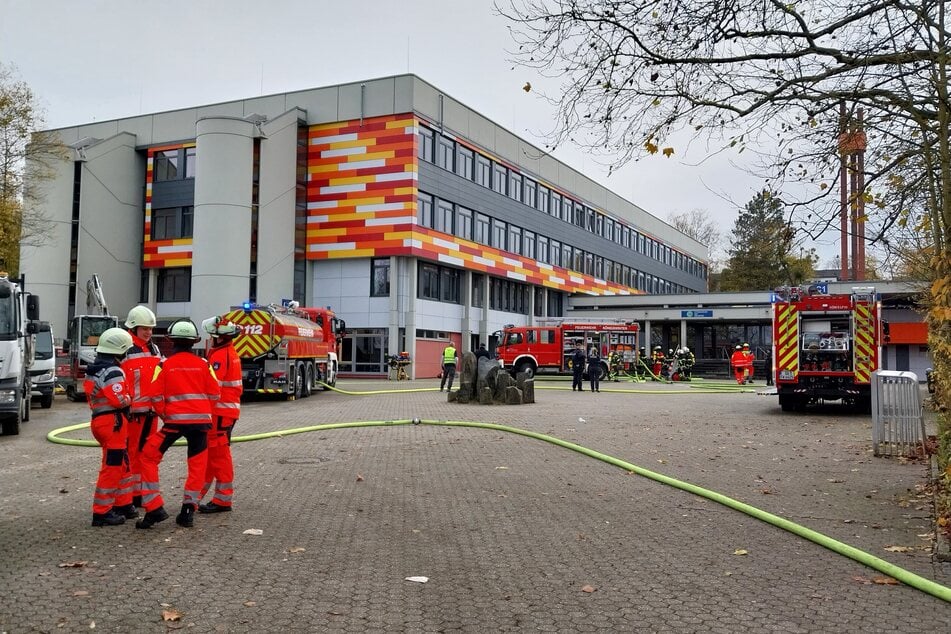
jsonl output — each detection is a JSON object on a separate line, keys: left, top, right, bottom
{"left": 871, "top": 370, "right": 926, "bottom": 458}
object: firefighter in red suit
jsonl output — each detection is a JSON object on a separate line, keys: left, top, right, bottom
{"left": 120, "top": 305, "right": 163, "bottom": 508}
{"left": 85, "top": 328, "right": 137, "bottom": 526}
{"left": 136, "top": 319, "right": 221, "bottom": 529}
{"left": 741, "top": 342, "right": 754, "bottom": 384}
{"left": 730, "top": 344, "right": 751, "bottom": 384}
{"left": 198, "top": 315, "right": 242, "bottom": 514}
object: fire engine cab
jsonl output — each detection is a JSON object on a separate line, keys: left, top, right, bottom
{"left": 494, "top": 321, "right": 640, "bottom": 380}
{"left": 772, "top": 285, "right": 885, "bottom": 413}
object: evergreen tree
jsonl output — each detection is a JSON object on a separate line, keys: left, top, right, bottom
{"left": 720, "top": 191, "right": 795, "bottom": 291}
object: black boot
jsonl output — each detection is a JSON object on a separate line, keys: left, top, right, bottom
{"left": 198, "top": 502, "right": 232, "bottom": 514}
{"left": 92, "top": 510, "right": 126, "bottom": 527}
{"left": 113, "top": 504, "right": 139, "bottom": 519}
{"left": 135, "top": 506, "right": 169, "bottom": 529}
{"left": 175, "top": 504, "right": 195, "bottom": 528}
{"left": 132, "top": 495, "right": 143, "bottom": 508}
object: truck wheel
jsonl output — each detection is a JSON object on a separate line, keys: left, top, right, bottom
{"left": 40, "top": 392, "right": 54, "bottom": 409}
{"left": 302, "top": 363, "right": 314, "bottom": 398}
{"left": 322, "top": 362, "right": 337, "bottom": 389}
{"left": 514, "top": 360, "right": 535, "bottom": 379}
{"left": 598, "top": 362, "right": 609, "bottom": 381}
{"left": 66, "top": 385, "right": 80, "bottom": 402}
{"left": 23, "top": 383, "right": 31, "bottom": 423}
{"left": 779, "top": 395, "right": 794, "bottom": 412}
{"left": 292, "top": 363, "right": 304, "bottom": 400}
{"left": 1, "top": 413, "right": 20, "bottom": 436}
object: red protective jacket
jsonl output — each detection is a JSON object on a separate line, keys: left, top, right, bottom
{"left": 207, "top": 342, "right": 242, "bottom": 419}
{"left": 731, "top": 350, "right": 751, "bottom": 369}
{"left": 85, "top": 359, "right": 133, "bottom": 417}
{"left": 121, "top": 334, "right": 162, "bottom": 414}
{"left": 151, "top": 351, "right": 221, "bottom": 426}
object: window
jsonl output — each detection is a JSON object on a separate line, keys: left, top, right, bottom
{"left": 370, "top": 258, "right": 390, "bottom": 296}
{"left": 524, "top": 178, "right": 536, "bottom": 208}
{"left": 575, "top": 203, "right": 586, "bottom": 227}
{"left": 493, "top": 163, "right": 507, "bottom": 195}
{"left": 472, "top": 274, "right": 485, "bottom": 307}
{"left": 440, "top": 267, "right": 461, "bottom": 303}
{"left": 534, "top": 288, "right": 545, "bottom": 317}
{"left": 537, "top": 235, "right": 548, "bottom": 264}
{"left": 474, "top": 213, "right": 490, "bottom": 245}
{"left": 524, "top": 230, "right": 536, "bottom": 260}
{"left": 538, "top": 185, "right": 549, "bottom": 214}
{"left": 551, "top": 193, "right": 562, "bottom": 219}
{"left": 417, "top": 193, "right": 434, "bottom": 228}
{"left": 157, "top": 267, "right": 190, "bottom": 302}
{"left": 419, "top": 263, "right": 440, "bottom": 300}
{"left": 550, "top": 238, "right": 561, "bottom": 266}
{"left": 418, "top": 262, "right": 461, "bottom": 304}
{"left": 476, "top": 155, "right": 491, "bottom": 188}
{"left": 153, "top": 150, "right": 179, "bottom": 182}
{"left": 456, "top": 146, "right": 474, "bottom": 180}
{"left": 509, "top": 172, "right": 522, "bottom": 202}
{"left": 456, "top": 206, "right": 473, "bottom": 241}
{"left": 184, "top": 147, "right": 197, "bottom": 179}
{"left": 436, "top": 199, "right": 454, "bottom": 234}
{"left": 492, "top": 219, "right": 507, "bottom": 250}
{"left": 436, "top": 137, "right": 454, "bottom": 171}
{"left": 417, "top": 126, "right": 434, "bottom": 162}
{"left": 508, "top": 225, "right": 522, "bottom": 255}
{"left": 623, "top": 227, "right": 631, "bottom": 249}
{"left": 562, "top": 244, "right": 572, "bottom": 271}
{"left": 594, "top": 256, "right": 603, "bottom": 279}
{"left": 587, "top": 208, "right": 596, "bottom": 232}
{"left": 596, "top": 214, "right": 604, "bottom": 237}
{"left": 151, "top": 206, "right": 193, "bottom": 240}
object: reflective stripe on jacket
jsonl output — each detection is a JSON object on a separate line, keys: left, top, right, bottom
{"left": 208, "top": 342, "right": 242, "bottom": 418}
{"left": 85, "top": 363, "right": 132, "bottom": 417}
{"left": 151, "top": 351, "right": 221, "bottom": 425}
{"left": 121, "top": 335, "right": 162, "bottom": 414}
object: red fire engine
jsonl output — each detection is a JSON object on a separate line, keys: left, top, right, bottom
{"left": 494, "top": 321, "right": 640, "bottom": 379}
{"left": 772, "top": 285, "right": 885, "bottom": 413}
{"left": 222, "top": 302, "right": 346, "bottom": 399}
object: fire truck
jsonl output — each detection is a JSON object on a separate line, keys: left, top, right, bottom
{"left": 494, "top": 321, "right": 640, "bottom": 380}
{"left": 772, "top": 285, "right": 885, "bottom": 413}
{"left": 221, "top": 302, "right": 346, "bottom": 399}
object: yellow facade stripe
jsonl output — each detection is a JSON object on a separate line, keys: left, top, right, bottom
{"left": 327, "top": 138, "right": 376, "bottom": 150}
{"left": 328, "top": 175, "right": 378, "bottom": 186}
{"left": 386, "top": 118, "right": 416, "bottom": 129}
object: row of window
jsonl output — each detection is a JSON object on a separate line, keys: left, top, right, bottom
{"left": 418, "top": 125, "right": 707, "bottom": 281}
{"left": 139, "top": 267, "right": 191, "bottom": 303}
{"left": 371, "top": 258, "right": 563, "bottom": 317}
{"left": 417, "top": 192, "right": 691, "bottom": 295}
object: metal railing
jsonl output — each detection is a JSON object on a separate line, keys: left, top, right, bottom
{"left": 871, "top": 370, "right": 926, "bottom": 458}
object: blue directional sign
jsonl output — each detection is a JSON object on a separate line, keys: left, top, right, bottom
{"left": 681, "top": 310, "right": 713, "bottom": 318}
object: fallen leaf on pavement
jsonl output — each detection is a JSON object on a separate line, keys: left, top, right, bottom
{"left": 243, "top": 528, "right": 263, "bottom": 535}
{"left": 288, "top": 547, "right": 306, "bottom": 553}
{"left": 884, "top": 546, "right": 912, "bottom": 552}
{"left": 72, "top": 590, "right": 89, "bottom": 596}
{"left": 243, "top": 601, "right": 257, "bottom": 607}
{"left": 162, "top": 608, "right": 183, "bottom": 621}
{"left": 581, "top": 585, "right": 597, "bottom": 593}
{"left": 873, "top": 577, "right": 899, "bottom": 585}
{"left": 58, "top": 561, "right": 87, "bottom": 568}
{"left": 733, "top": 549, "right": 748, "bottom": 556}
{"left": 356, "top": 474, "right": 364, "bottom": 482}
{"left": 405, "top": 576, "right": 429, "bottom": 583}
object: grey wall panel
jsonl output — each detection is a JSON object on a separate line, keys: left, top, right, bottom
{"left": 19, "top": 148, "right": 76, "bottom": 338}
{"left": 150, "top": 179, "right": 195, "bottom": 209}
{"left": 151, "top": 109, "right": 199, "bottom": 143}
{"left": 256, "top": 109, "right": 302, "bottom": 306}
{"left": 393, "top": 76, "right": 414, "bottom": 115}
{"left": 362, "top": 77, "right": 398, "bottom": 118}
{"left": 292, "top": 87, "right": 338, "bottom": 124}
{"left": 75, "top": 133, "right": 145, "bottom": 325}
{"left": 195, "top": 101, "right": 245, "bottom": 122}
{"left": 337, "top": 83, "right": 362, "bottom": 121}
{"left": 242, "top": 95, "right": 287, "bottom": 118}
{"left": 192, "top": 117, "right": 254, "bottom": 333}
{"left": 410, "top": 78, "right": 441, "bottom": 124}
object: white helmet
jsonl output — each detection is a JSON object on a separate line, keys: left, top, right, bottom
{"left": 682, "top": 347, "right": 690, "bottom": 354}
{"left": 167, "top": 318, "right": 200, "bottom": 342}
{"left": 202, "top": 315, "right": 239, "bottom": 337}
{"left": 125, "top": 305, "right": 156, "bottom": 329}
{"left": 96, "top": 327, "right": 134, "bottom": 355}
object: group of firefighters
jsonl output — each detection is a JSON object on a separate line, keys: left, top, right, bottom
{"left": 730, "top": 342, "right": 756, "bottom": 384}
{"left": 86, "top": 306, "right": 243, "bottom": 530}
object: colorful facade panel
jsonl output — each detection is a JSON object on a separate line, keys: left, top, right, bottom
{"left": 306, "top": 114, "right": 639, "bottom": 296}
{"left": 143, "top": 144, "right": 194, "bottom": 269}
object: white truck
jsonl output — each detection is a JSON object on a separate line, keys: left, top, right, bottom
{"left": 0, "top": 272, "right": 40, "bottom": 435}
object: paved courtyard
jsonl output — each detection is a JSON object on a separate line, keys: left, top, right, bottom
{"left": 1, "top": 378, "right": 949, "bottom": 632}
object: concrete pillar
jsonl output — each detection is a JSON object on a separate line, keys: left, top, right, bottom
{"left": 462, "top": 269, "right": 472, "bottom": 352}
{"left": 388, "top": 256, "right": 400, "bottom": 357}
{"left": 406, "top": 258, "right": 417, "bottom": 379}
{"left": 191, "top": 117, "right": 254, "bottom": 328}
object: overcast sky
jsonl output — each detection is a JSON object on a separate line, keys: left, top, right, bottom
{"left": 1, "top": 0, "right": 843, "bottom": 264}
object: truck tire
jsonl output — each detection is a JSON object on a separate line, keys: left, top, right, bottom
{"left": 598, "top": 362, "right": 609, "bottom": 381}
{"left": 66, "top": 385, "right": 82, "bottom": 402}
{"left": 1, "top": 413, "right": 20, "bottom": 436}
{"left": 322, "top": 362, "right": 337, "bottom": 389}
{"left": 40, "top": 393, "right": 54, "bottom": 409}
{"left": 22, "top": 382, "right": 30, "bottom": 423}
{"left": 514, "top": 360, "right": 536, "bottom": 379}
{"left": 302, "top": 362, "right": 314, "bottom": 398}
{"left": 292, "top": 363, "right": 304, "bottom": 400}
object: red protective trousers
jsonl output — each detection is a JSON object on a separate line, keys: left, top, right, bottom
{"left": 124, "top": 412, "right": 155, "bottom": 500}
{"left": 202, "top": 416, "right": 236, "bottom": 507}
{"left": 138, "top": 423, "right": 210, "bottom": 512}
{"left": 90, "top": 415, "right": 133, "bottom": 515}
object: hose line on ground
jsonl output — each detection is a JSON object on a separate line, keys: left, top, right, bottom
{"left": 46, "top": 417, "right": 950, "bottom": 603}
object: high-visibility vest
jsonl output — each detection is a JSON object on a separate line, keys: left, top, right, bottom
{"left": 208, "top": 342, "right": 242, "bottom": 419}
{"left": 443, "top": 346, "right": 456, "bottom": 364}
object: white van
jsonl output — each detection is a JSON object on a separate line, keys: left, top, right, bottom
{"left": 30, "top": 321, "right": 55, "bottom": 409}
